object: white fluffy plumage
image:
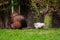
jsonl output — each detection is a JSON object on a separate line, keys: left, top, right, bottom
{"left": 34, "top": 22, "right": 45, "bottom": 29}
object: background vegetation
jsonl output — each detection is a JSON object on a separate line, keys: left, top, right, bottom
{"left": 0, "top": 0, "right": 60, "bottom": 28}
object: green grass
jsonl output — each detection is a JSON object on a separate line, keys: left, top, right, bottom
{"left": 0, "top": 28, "right": 60, "bottom": 40}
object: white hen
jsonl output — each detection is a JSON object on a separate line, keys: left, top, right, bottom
{"left": 34, "top": 22, "right": 45, "bottom": 29}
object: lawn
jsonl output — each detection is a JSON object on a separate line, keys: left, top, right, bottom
{"left": 0, "top": 28, "right": 60, "bottom": 40}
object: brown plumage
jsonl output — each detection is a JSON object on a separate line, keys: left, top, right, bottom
{"left": 11, "top": 21, "right": 22, "bottom": 29}
{"left": 10, "top": 12, "right": 27, "bottom": 29}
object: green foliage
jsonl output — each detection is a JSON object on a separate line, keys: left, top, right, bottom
{"left": 44, "top": 13, "right": 52, "bottom": 28}
{"left": 30, "top": 0, "right": 60, "bottom": 28}
{"left": 30, "top": 0, "right": 41, "bottom": 22}
{"left": 12, "top": 0, "right": 19, "bottom": 6}
{"left": 30, "top": 0, "right": 60, "bottom": 11}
